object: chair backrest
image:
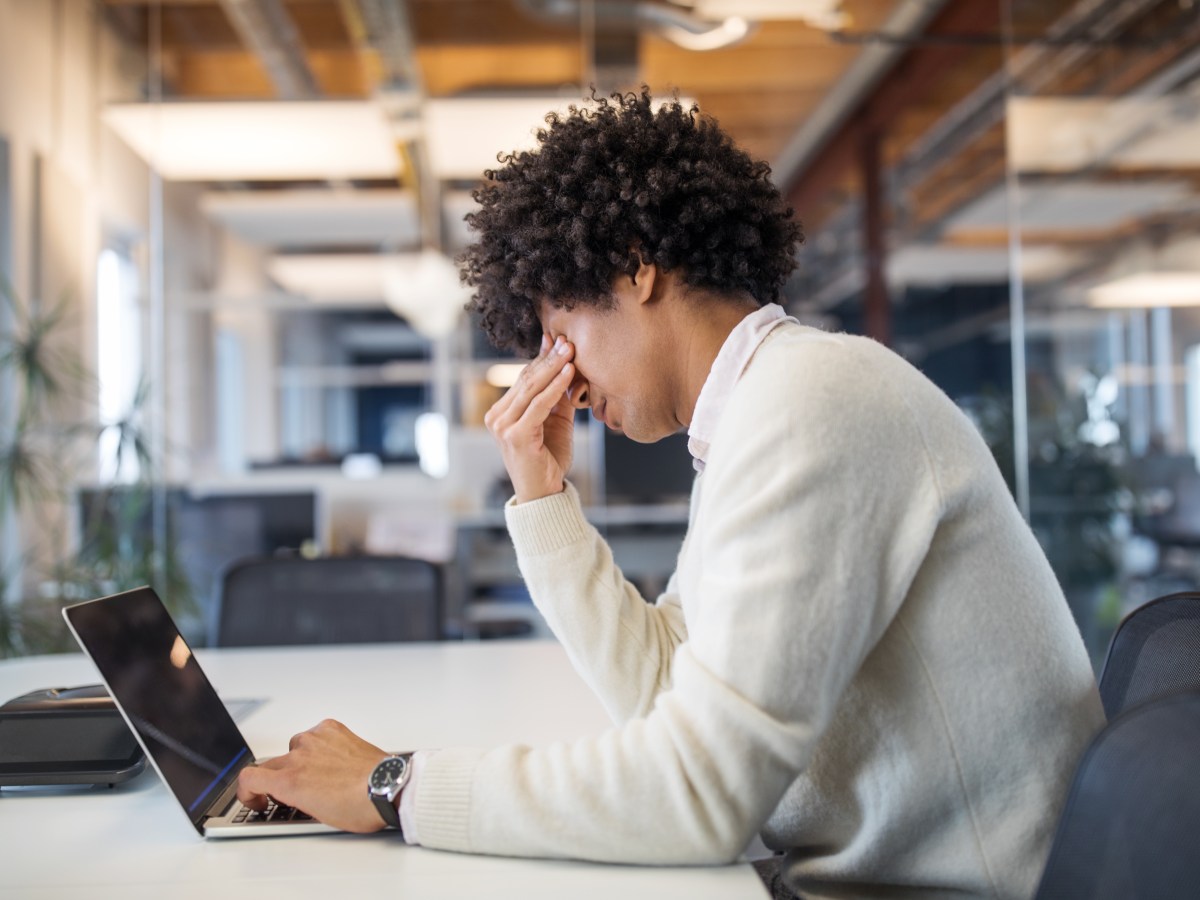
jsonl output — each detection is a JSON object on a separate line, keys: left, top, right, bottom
{"left": 212, "top": 555, "right": 442, "bottom": 647}
{"left": 1033, "top": 690, "right": 1200, "bottom": 900}
{"left": 1098, "top": 592, "right": 1200, "bottom": 719}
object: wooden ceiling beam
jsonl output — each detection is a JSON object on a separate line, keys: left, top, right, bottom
{"left": 418, "top": 43, "right": 583, "bottom": 96}
{"left": 172, "top": 50, "right": 275, "bottom": 97}
{"left": 642, "top": 41, "right": 855, "bottom": 93}
{"left": 162, "top": 41, "right": 587, "bottom": 99}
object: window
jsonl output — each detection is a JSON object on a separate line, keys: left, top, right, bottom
{"left": 96, "top": 244, "right": 143, "bottom": 483}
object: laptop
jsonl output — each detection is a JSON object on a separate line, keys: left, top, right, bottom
{"left": 63, "top": 586, "right": 336, "bottom": 838}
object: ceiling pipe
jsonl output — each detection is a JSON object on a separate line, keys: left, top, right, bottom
{"left": 217, "top": 0, "right": 318, "bottom": 99}
{"left": 354, "top": 0, "right": 422, "bottom": 88}
{"left": 352, "top": 0, "right": 440, "bottom": 250}
{"left": 771, "top": 0, "right": 950, "bottom": 189}
{"left": 348, "top": 2, "right": 470, "bottom": 347}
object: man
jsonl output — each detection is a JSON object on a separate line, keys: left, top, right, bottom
{"left": 239, "top": 90, "right": 1104, "bottom": 899}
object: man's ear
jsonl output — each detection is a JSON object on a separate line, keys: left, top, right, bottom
{"left": 629, "top": 258, "right": 657, "bottom": 306}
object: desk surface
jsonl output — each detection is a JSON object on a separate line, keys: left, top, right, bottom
{"left": 0, "top": 641, "right": 765, "bottom": 899}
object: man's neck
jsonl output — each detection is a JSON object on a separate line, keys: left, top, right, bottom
{"left": 671, "top": 292, "right": 761, "bottom": 429}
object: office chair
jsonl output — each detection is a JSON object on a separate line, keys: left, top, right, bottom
{"left": 1032, "top": 690, "right": 1200, "bottom": 900}
{"left": 212, "top": 555, "right": 442, "bottom": 647}
{"left": 1097, "top": 592, "right": 1200, "bottom": 719}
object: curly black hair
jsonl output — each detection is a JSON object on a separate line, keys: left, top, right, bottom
{"left": 461, "top": 87, "right": 804, "bottom": 357}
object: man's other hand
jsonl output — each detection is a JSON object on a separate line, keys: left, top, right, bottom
{"left": 484, "top": 334, "right": 577, "bottom": 504}
{"left": 236, "top": 719, "right": 391, "bottom": 833}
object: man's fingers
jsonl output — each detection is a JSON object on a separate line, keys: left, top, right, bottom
{"left": 237, "top": 763, "right": 280, "bottom": 810}
{"left": 488, "top": 342, "right": 574, "bottom": 432}
{"left": 517, "top": 362, "right": 575, "bottom": 427}
{"left": 515, "top": 345, "right": 571, "bottom": 404}
{"left": 485, "top": 340, "right": 564, "bottom": 425}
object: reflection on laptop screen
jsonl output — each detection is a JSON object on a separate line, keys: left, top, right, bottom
{"left": 64, "top": 588, "right": 251, "bottom": 830}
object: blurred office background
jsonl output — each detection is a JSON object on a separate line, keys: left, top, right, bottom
{"left": 1, "top": 0, "right": 1199, "bottom": 662}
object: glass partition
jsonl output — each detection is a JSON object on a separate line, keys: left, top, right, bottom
{"left": 1005, "top": 0, "right": 1200, "bottom": 660}
{"left": 0, "top": 135, "right": 13, "bottom": 606}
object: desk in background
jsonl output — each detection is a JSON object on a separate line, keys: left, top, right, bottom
{"left": 0, "top": 640, "right": 765, "bottom": 899}
{"left": 448, "top": 504, "right": 689, "bottom": 637}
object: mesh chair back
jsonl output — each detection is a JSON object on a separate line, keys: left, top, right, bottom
{"left": 213, "top": 556, "right": 442, "bottom": 647}
{"left": 1033, "top": 690, "right": 1200, "bottom": 900}
{"left": 1098, "top": 592, "right": 1200, "bottom": 719}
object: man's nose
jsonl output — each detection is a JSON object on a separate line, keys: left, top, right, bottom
{"left": 566, "top": 371, "right": 590, "bottom": 409}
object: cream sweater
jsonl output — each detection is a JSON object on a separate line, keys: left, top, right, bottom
{"left": 413, "top": 324, "right": 1104, "bottom": 899}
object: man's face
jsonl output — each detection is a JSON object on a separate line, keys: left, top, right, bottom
{"left": 538, "top": 288, "right": 682, "bottom": 444}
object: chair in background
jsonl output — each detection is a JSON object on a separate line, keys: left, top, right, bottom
{"left": 1033, "top": 690, "right": 1200, "bottom": 900}
{"left": 1097, "top": 591, "right": 1200, "bottom": 719}
{"left": 212, "top": 556, "right": 442, "bottom": 647}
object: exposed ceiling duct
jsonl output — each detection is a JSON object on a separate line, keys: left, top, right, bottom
{"left": 771, "top": 0, "right": 951, "bottom": 189}
{"left": 217, "top": 0, "right": 318, "bottom": 99}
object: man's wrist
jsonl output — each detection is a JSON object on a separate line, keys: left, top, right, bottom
{"left": 514, "top": 480, "right": 566, "bottom": 505}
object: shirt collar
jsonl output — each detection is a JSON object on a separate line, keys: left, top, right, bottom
{"left": 687, "top": 303, "right": 793, "bottom": 473}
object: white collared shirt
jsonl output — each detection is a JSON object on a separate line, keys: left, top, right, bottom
{"left": 687, "top": 303, "right": 794, "bottom": 472}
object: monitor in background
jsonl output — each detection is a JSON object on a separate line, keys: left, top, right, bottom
{"left": 601, "top": 430, "right": 695, "bottom": 506}
{"left": 182, "top": 490, "right": 317, "bottom": 557}
{"left": 75, "top": 487, "right": 318, "bottom": 630}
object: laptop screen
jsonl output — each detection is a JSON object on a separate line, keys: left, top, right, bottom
{"left": 64, "top": 587, "right": 252, "bottom": 833}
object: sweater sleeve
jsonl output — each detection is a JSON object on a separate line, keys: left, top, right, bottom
{"left": 502, "top": 481, "right": 688, "bottom": 724}
{"left": 412, "top": 336, "right": 946, "bottom": 864}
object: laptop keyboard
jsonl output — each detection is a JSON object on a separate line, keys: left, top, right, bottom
{"left": 233, "top": 800, "right": 314, "bottom": 824}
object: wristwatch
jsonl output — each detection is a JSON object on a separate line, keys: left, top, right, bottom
{"left": 368, "top": 753, "right": 413, "bottom": 832}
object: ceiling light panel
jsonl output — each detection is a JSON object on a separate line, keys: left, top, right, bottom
{"left": 104, "top": 101, "right": 402, "bottom": 181}
{"left": 887, "top": 244, "right": 1081, "bottom": 287}
{"left": 201, "top": 189, "right": 419, "bottom": 248}
{"left": 1008, "top": 96, "right": 1200, "bottom": 173}
{"left": 946, "top": 181, "right": 1192, "bottom": 234}
{"left": 199, "top": 188, "right": 479, "bottom": 251}
{"left": 106, "top": 96, "right": 691, "bottom": 184}
{"left": 268, "top": 253, "right": 391, "bottom": 304}
{"left": 1088, "top": 272, "right": 1200, "bottom": 308}
{"left": 266, "top": 251, "right": 472, "bottom": 338}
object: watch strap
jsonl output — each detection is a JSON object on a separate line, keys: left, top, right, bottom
{"left": 371, "top": 786, "right": 402, "bottom": 830}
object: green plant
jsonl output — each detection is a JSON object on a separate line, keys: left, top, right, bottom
{"left": 0, "top": 273, "right": 193, "bottom": 657}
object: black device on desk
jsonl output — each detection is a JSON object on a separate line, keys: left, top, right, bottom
{"left": 0, "top": 684, "right": 147, "bottom": 787}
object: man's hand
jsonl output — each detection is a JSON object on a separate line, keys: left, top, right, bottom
{"left": 484, "top": 334, "right": 577, "bottom": 504}
{"left": 236, "top": 719, "right": 391, "bottom": 833}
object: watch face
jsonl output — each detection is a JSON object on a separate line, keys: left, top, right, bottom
{"left": 370, "top": 756, "right": 407, "bottom": 792}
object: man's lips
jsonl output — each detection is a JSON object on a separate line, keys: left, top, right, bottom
{"left": 593, "top": 400, "right": 607, "bottom": 426}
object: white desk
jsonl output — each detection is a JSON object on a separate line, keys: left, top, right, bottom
{"left": 0, "top": 641, "right": 766, "bottom": 899}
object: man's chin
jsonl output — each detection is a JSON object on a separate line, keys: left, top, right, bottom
{"left": 621, "top": 425, "right": 671, "bottom": 444}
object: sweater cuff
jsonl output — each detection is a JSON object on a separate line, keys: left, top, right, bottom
{"left": 397, "top": 750, "right": 428, "bottom": 845}
{"left": 411, "top": 747, "right": 488, "bottom": 852}
{"left": 504, "top": 480, "right": 590, "bottom": 557}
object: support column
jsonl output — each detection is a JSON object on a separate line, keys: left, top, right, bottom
{"left": 861, "top": 128, "right": 890, "bottom": 346}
